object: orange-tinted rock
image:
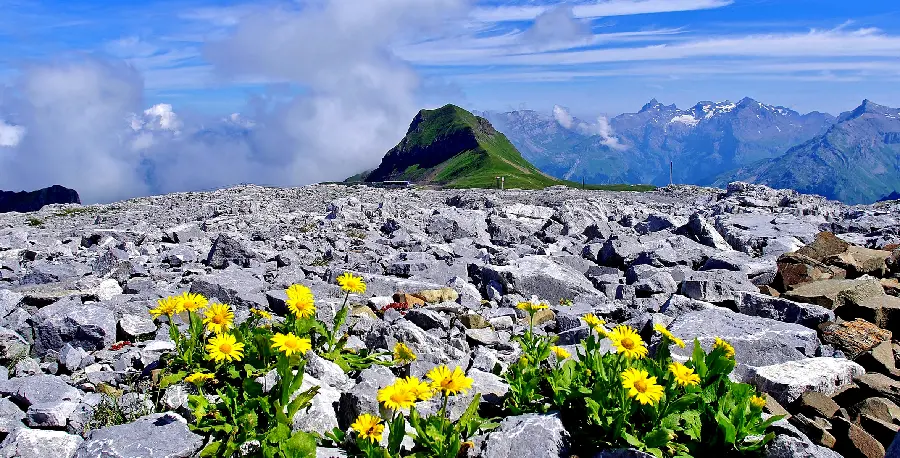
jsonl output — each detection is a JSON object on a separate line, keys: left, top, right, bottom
{"left": 820, "top": 319, "right": 892, "bottom": 359}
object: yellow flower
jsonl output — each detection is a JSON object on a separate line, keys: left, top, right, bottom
{"left": 668, "top": 362, "right": 700, "bottom": 387}
{"left": 393, "top": 342, "right": 417, "bottom": 364}
{"left": 516, "top": 301, "right": 548, "bottom": 314}
{"left": 271, "top": 332, "right": 312, "bottom": 357}
{"left": 550, "top": 346, "right": 571, "bottom": 360}
{"left": 750, "top": 395, "right": 767, "bottom": 409}
{"left": 177, "top": 292, "right": 208, "bottom": 313}
{"left": 582, "top": 313, "right": 608, "bottom": 336}
{"left": 250, "top": 308, "right": 272, "bottom": 320}
{"left": 398, "top": 376, "right": 434, "bottom": 401}
{"left": 377, "top": 381, "right": 417, "bottom": 411}
{"left": 184, "top": 372, "right": 215, "bottom": 384}
{"left": 426, "top": 365, "right": 473, "bottom": 396}
{"left": 206, "top": 333, "right": 245, "bottom": 363}
{"left": 608, "top": 325, "right": 649, "bottom": 359}
{"left": 621, "top": 368, "right": 665, "bottom": 405}
{"left": 203, "top": 303, "right": 234, "bottom": 335}
{"left": 351, "top": 413, "right": 384, "bottom": 443}
{"left": 285, "top": 284, "right": 316, "bottom": 319}
{"left": 149, "top": 296, "right": 184, "bottom": 319}
{"left": 336, "top": 272, "right": 367, "bottom": 294}
{"left": 654, "top": 323, "right": 685, "bottom": 348}
{"left": 714, "top": 337, "right": 735, "bottom": 359}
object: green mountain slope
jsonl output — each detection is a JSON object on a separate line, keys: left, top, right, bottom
{"left": 364, "top": 104, "right": 568, "bottom": 189}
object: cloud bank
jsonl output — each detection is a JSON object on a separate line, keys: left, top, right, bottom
{"left": 553, "top": 105, "right": 626, "bottom": 150}
{"left": 0, "top": 0, "right": 466, "bottom": 204}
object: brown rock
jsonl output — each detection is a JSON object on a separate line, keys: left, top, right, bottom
{"left": 850, "top": 397, "right": 900, "bottom": 424}
{"left": 798, "top": 391, "right": 841, "bottom": 418}
{"left": 832, "top": 416, "right": 886, "bottom": 458}
{"left": 350, "top": 305, "right": 378, "bottom": 320}
{"left": 883, "top": 278, "right": 900, "bottom": 296}
{"left": 527, "top": 309, "right": 556, "bottom": 326}
{"left": 797, "top": 232, "right": 851, "bottom": 261}
{"left": 841, "top": 294, "right": 900, "bottom": 334}
{"left": 763, "top": 392, "right": 791, "bottom": 418}
{"left": 825, "top": 246, "right": 891, "bottom": 278}
{"left": 790, "top": 413, "right": 836, "bottom": 448}
{"left": 758, "top": 285, "right": 781, "bottom": 297}
{"left": 820, "top": 319, "right": 892, "bottom": 359}
{"left": 776, "top": 252, "right": 846, "bottom": 290}
{"left": 885, "top": 244, "right": 900, "bottom": 252}
{"left": 458, "top": 313, "right": 489, "bottom": 329}
{"left": 855, "top": 340, "right": 899, "bottom": 375}
{"left": 860, "top": 414, "right": 900, "bottom": 450}
{"left": 784, "top": 277, "right": 884, "bottom": 310}
{"left": 856, "top": 373, "right": 900, "bottom": 406}
{"left": 412, "top": 287, "right": 459, "bottom": 304}
{"left": 392, "top": 293, "right": 425, "bottom": 307}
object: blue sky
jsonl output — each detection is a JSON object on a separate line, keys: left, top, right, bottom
{"left": 2, "top": 0, "right": 899, "bottom": 118}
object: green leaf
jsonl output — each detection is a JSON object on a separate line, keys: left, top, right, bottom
{"left": 716, "top": 410, "right": 737, "bottom": 444}
{"left": 387, "top": 413, "right": 407, "bottom": 455}
{"left": 622, "top": 432, "right": 644, "bottom": 448}
{"left": 159, "top": 371, "right": 187, "bottom": 390}
{"left": 681, "top": 410, "right": 702, "bottom": 441}
{"left": 197, "top": 441, "right": 223, "bottom": 457}
{"left": 282, "top": 431, "right": 318, "bottom": 458}
{"left": 286, "top": 386, "right": 320, "bottom": 419}
{"left": 643, "top": 428, "right": 674, "bottom": 449}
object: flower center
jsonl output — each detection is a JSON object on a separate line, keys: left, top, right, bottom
{"left": 284, "top": 339, "right": 299, "bottom": 350}
{"left": 212, "top": 313, "right": 226, "bottom": 324}
{"left": 621, "top": 337, "right": 635, "bottom": 349}
{"left": 634, "top": 379, "right": 648, "bottom": 393}
{"left": 219, "top": 343, "right": 233, "bottom": 354}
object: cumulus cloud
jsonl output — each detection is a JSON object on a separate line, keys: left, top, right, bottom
{"left": 0, "top": 121, "right": 25, "bottom": 147}
{"left": 522, "top": 4, "right": 593, "bottom": 50}
{"left": 0, "top": 0, "right": 468, "bottom": 203}
{"left": 553, "top": 104, "right": 626, "bottom": 150}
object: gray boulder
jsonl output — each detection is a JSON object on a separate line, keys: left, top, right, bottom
{"left": 679, "top": 269, "right": 757, "bottom": 305}
{"left": 0, "top": 428, "right": 83, "bottom": 458}
{"left": 74, "top": 412, "right": 203, "bottom": 458}
{"left": 749, "top": 357, "right": 865, "bottom": 405}
{"left": 34, "top": 304, "right": 116, "bottom": 355}
{"left": 736, "top": 292, "right": 835, "bottom": 328}
{"left": 480, "top": 413, "right": 569, "bottom": 458}
{"left": 481, "top": 255, "right": 601, "bottom": 304}
{"left": 206, "top": 233, "right": 260, "bottom": 269}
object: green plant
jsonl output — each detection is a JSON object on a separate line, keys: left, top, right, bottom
{"left": 25, "top": 217, "right": 43, "bottom": 227}
{"left": 501, "top": 306, "right": 782, "bottom": 458}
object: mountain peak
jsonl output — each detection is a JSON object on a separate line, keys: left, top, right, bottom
{"left": 639, "top": 98, "right": 677, "bottom": 113}
{"left": 838, "top": 99, "right": 896, "bottom": 123}
{"left": 364, "top": 104, "right": 561, "bottom": 189}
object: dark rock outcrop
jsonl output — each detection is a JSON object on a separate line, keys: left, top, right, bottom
{"left": 0, "top": 185, "right": 80, "bottom": 213}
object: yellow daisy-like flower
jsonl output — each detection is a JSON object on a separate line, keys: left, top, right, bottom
{"left": 377, "top": 381, "right": 417, "bottom": 411}
{"left": 621, "top": 368, "right": 665, "bottom": 405}
{"left": 398, "top": 376, "right": 434, "bottom": 401}
{"left": 184, "top": 372, "right": 215, "bottom": 385}
{"left": 581, "top": 313, "right": 608, "bottom": 336}
{"left": 393, "top": 342, "right": 417, "bottom": 364}
{"left": 668, "top": 362, "right": 700, "bottom": 387}
{"left": 177, "top": 291, "right": 208, "bottom": 313}
{"left": 249, "top": 308, "right": 272, "bottom": 320}
{"left": 550, "top": 346, "right": 571, "bottom": 360}
{"left": 336, "top": 272, "right": 367, "bottom": 294}
{"left": 149, "top": 296, "right": 184, "bottom": 319}
{"left": 203, "top": 303, "right": 234, "bottom": 335}
{"left": 714, "top": 337, "right": 736, "bottom": 359}
{"left": 271, "top": 332, "right": 312, "bottom": 357}
{"left": 285, "top": 284, "right": 316, "bottom": 319}
{"left": 608, "top": 325, "right": 649, "bottom": 359}
{"left": 654, "top": 323, "right": 685, "bottom": 348}
{"left": 750, "top": 395, "right": 767, "bottom": 410}
{"left": 206, "top": 333, "right": 245, "bottom": 363}
{"left": 351, "top": 413, "right": 384, "bottom": 443}
{"left": 516, "top": 301, "right": 549, "bottom": 314}
{"left": 426, "top": 365, "right": 473, "bottom": 396}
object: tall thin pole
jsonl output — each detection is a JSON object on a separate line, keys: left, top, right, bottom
{"left": 669, "top": 161, "right": 673, "bottom": 186}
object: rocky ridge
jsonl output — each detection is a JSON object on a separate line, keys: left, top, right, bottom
{"left": 0, "top": 181, "right": 899, "bottom": 457}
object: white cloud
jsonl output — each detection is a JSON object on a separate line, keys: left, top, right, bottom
{"left": 521, "top": 4, "right": 593, "bottom": 50}
{"left": 471, "top": 0, "right": 732, "bottom": 22}
{"left": 0, "top": 121, "right": 25, "bottom": 147}
{"left": 553, "top": 105, "right": 626, "bottom": 149}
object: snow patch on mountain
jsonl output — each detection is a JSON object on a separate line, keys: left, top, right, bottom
{"left": 669, "top": 114, "right": 699, "bottom": 127}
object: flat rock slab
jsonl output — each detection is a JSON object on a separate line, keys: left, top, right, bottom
{"left": 0, "top": 428, "right": 83, "bottom": 458}
{"left": 736, "top": 291, "right": 834, "bottom": 328}
{"left": 74, "top": 412, "right": 203, "bottom": 458}
{"left": 482, "top": 255, "right": 601, "bottom": 304}
{"left": 821, "top": 319, "right": 892, "bottom": 359}
{"left": 668, "top": 306, "right": 820, "bottom": 380}
{"left": 480, "top": 413, "right": 569, "bottom": 458}
{"left": 748, "top": 357, "right": 865, "bottom": 405}
{"left": 784, "top": 277, "right": 885, "bottom": 310}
